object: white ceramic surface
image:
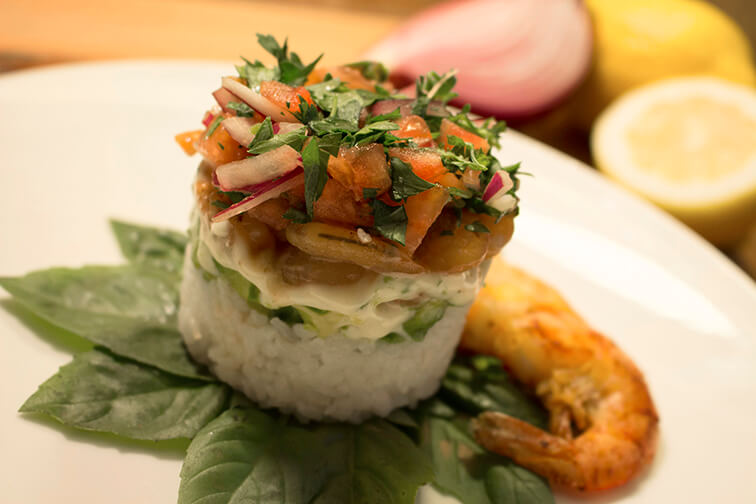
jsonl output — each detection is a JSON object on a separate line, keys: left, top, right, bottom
{"left": 1, "top": 62, "right": 755, "bottom": 504}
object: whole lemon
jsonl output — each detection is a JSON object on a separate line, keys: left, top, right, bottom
{"left": 573, "top": 0, "right": 756, "bottom": 129}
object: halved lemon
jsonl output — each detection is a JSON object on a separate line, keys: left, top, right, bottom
{"left": 592, "top": 77, "right": 756, "bottom": 247}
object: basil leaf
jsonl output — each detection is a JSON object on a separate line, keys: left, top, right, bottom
{"left": 109, "top": 220, "right": 186, "bottom": 275}
{"left": 226, "top": 101, "right": 256, "bottom": 117}
{"left": 179, "top": 407, "right": 433, "bottom": 504}
{"left": 0, "top": 266, "right": 211, "bottom": 380}
{"left": 441, "top": 356, "right": 548, "bottom": 429}
{"left": 302, "top": 137, "right": 327, "bottom": 217}
{"left": 371, "top": 200, "right": 407, "bottom": 245}
{"left": 390, "top": 157, "right": 435, "bottom": 201}
{"left": 417, "top": 403, "right": 553, "bottom": 504}
{"left": 403, "top": 300, "right": 448, "bottom": 341}
{"left": 20, "top": 349, "right": 228, "bottom": 440}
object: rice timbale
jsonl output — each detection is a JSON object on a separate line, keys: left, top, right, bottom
{"left": 175, "top": 36, "right": 521, "bottom": 422}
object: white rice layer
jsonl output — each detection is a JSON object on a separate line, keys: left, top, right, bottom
{"left": 178, "top": 252, "right": 472, "bottom": 422}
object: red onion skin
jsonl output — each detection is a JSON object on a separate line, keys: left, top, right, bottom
{"left": 216, "top": 145, "right": 301, "bottom": 192}
{"left": 202, "top": 112, "right": 216, "bottom": 128}
{"left": 212, "top": 168, "right": 305, "bottom": 222}
{"left": 365, "top": 0, "right": 593, "bottom": 121}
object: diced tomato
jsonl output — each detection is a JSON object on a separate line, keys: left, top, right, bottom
{"left": 439, "top": 118, "right": 490, "bottom": 153}
{"left": 196, "top": 113, "right": 248, "bottom": 167}
{"left": 306, "top": 66, "right": 377, "bottom": 91}
{"left": 436, "top": 172, "right": 466, "bottom": 192}
{"left": 388, "top": 148, "right": 447, "bottom": 183}
{"left": 394, "top": 115, "right": 434, "bottom": 148}
{"left": 327, "top": 144, "right": 391, "bottom": 201}
{"left": 403, "top": 186, "right": 450, "bottom": 254}
{"left": 175, "top": 129, "right": 203, "bottom": 156}
{"left": 314, "top": 178, "right": 374, "bottom": 227}
{"left": 260, "top": 81, "right": 314, "bottom": 114}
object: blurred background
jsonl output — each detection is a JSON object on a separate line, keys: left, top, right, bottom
{"left": 1, "top": 0, "right": 755, "bottom": 277}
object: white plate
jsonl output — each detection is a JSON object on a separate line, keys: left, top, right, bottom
{"left": 1, "top": 62, "right": 755, "bottom": 504}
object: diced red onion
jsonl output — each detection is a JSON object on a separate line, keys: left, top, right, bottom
{"left": 482, "top": 171, "right": 514, "bottom": 202}
{"left": 216, "top": 145, "right": 301, "bottom": 191}
{"left": 222, "top": 77, "right": 299, "bottom": 123}
{"left": 222, "top": 116, "right": 258, "bottom": 147}
{"left": 364, "top": 0, "right": 592, "bottom": 120}
{"left": 212, "top": 168, "right": 305, "bottom": 222}
{"left": 276, "top": 123, "right": 307, "bottom": 135}
{"left": 202, "top": 111, "right": 216, "bottom": 128}
{"left": 213, "top": 88, "right": 242, "bottom": 113}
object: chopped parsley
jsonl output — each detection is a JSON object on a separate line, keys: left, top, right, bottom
{"left": 214, "top": 35, "right": 522, "bottom": 246}
{"left": 389, "top": 157, "right": 434, "bottom": 201}
{"left": 301, "top": 138, "right": 328, "bottom": 218}
{"left": 256, "top": 34, "right": 322, "bottom": 86}
{"left": 371, "top": 200, "right": 408, "bottom": 245}
{"left": 226, "top": 101, "right": 256, "bottom": 117}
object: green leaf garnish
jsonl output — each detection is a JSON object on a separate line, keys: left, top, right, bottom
{"left": 389, "top": 157, "right": 435, "bottom": 201}
{"left": 0, "top": 266, "right": 210, "bottom": 380}
{"left": 302, "top": 138, "right": 328, "bottom": 217}
{"left": 346, "top": 60, "right": 390, "bottom": 82}
{"left": 109, "top": 220, "right": 187, "bottom": 275}
{"left": 20, "top": 349, "right": 229, "bottom": 440}
{"left": 178, "top": 407, "right": 433, "bottom": 504}
{"left": 371, "top": 199, "right": 408, "bottom": 245}
{"left": 204, "top": 115, "right": 223, "bottom": 138}
{"left": 256, "top": 33, "right": 322, "bottom": 86}
{"left": 225, "top": 101, "right": 256, "bottom": 117}
{"left": 282, "top": 207, "right": 310, "bottom": 223}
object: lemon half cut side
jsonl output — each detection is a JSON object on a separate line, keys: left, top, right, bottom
{"left": 592, "top": 77, "right": 756, "bottom": 247}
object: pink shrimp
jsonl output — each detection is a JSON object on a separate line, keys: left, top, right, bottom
{"left": 461, "top": 260, "right": 659, "bottom": 493}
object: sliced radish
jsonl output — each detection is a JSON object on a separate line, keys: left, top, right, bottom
{"left": 222, "top": 116, "right": 258, "bottom": 147}
{"left": 482, "top": 171, "right": 514, "bottom": 202}
{"left": 364, "top": 0, "right": 592, "bottom": 120}
{"left": 216, "top": 145, "right": 301, "bottom": 191}
{"left": 488, "top": 194, "right": 518, "bottom": 214}
{"left": 482, "top": 171, "right": 516, "bottom": 213}
{"left": 212, "top": 168, "right": 305, "bottom": 222}
{"left": 222, "top": 77, "right": 299, "bottom": 123}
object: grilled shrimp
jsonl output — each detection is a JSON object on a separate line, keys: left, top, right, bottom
{"left": 461, "top": 260, "right": 658, "bottom": 493}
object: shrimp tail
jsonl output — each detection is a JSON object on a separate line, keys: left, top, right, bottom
{"left": 473, "top": 412, "right": 586, "bottom": 490}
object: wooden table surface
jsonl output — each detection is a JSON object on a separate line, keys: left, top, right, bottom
{"left": 0, "top": 0, "right": 413, "bottom": 72}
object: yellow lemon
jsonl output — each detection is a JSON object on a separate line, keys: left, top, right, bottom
{"left": 573, "top": 0, "right": 756, "bottom": 128}
{"left": 592, "top": 77, "right": 756, "bottom": 247}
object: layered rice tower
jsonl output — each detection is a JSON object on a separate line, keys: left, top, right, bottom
{"left": 176, "top": 37, "right": 520, "bottom": 422}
